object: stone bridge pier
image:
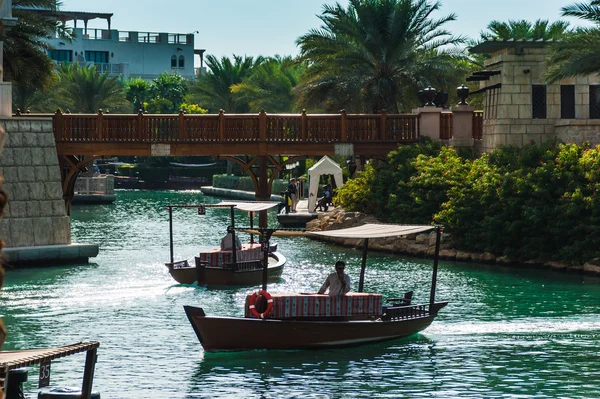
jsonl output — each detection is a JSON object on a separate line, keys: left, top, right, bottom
{"left": 0, "top": 117, "right": 98, "bottom": 266}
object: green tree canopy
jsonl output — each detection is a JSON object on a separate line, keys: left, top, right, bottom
{"left": 230, "top": 56, "right": 305, "bottom": 112}
{"left": 124, "top": 77, "right": 151, "bottom": 113}
{"left": 146, "top": 72, "right": 189, "bottom": 113}
{"left": 480, "top": 19, "right": 571, "bottom": 41}
{"left": 189, "top": 54, "right": 264, "bottom": 113}
{"left": 54, "top": 63, "right": 128, "bottom": 113}
{"left": 545, "top": 1, "right": 600, "bottom": 82}
{"left": 6, "top": 0, "right": 73, "bottom": 110}
{"left": 295, "top": 0, "right": 466, "bottom": 113}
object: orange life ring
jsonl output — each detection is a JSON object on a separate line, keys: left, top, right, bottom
{"left": 248, "top": 290, "right": 274, "bottom": 319}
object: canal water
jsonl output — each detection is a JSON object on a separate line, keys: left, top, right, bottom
{"left": 1, "top": 190, "right": 599, "bottom": 399}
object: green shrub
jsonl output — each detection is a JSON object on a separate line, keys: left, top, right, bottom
{"left": 339, "top": 137, "right": 600, "bottom": 264}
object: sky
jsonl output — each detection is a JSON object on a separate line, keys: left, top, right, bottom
{"left": 61, "top": 0, "right": 593, "bottom": 66}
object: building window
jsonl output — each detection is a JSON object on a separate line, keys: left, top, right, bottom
{"left": 590, "top": 85, "right": 600, "bottom": 119}
{"left": 532, "top": 85, "right": 547, "bottom": 119}
{"left": 178, "top": 55, "right": 185, "bottom": 68}
{"left": 560, "top": 85, "right": 575, "bottom": 119}
{"left": 84, "top": 51, "right": 109, "bottom": 63}
{"left": 48, "top": 50, "right": 73, "bottom": 62}
{"left": 171, "top": 55, "right": 177, "bottom": 68}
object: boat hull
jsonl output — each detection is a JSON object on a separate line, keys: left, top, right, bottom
{"left": 166, "top": 252, "right": 285, "bottom": 286}
{"left": 184, "top": 305, "right": 439, "bottom": 351}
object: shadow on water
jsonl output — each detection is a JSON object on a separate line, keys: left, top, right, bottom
{"left": 186, "top": 335, "right": 438, "bottom": 398}
{"left": 2, "top": 262, "right": 100, "bottom": 286}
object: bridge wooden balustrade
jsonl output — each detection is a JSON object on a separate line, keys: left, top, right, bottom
{"left": 13, "top": 108, "right": 484, "bottom": 155}
{"left": 23, "top": 109, "right": 420, "bottom": 158}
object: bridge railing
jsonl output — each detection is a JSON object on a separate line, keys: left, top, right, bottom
{"left": 36, "top": 109, "right": 421, "bottom": 144}
{"left": 13, "top": 108, "right": 485, "bottom": 143}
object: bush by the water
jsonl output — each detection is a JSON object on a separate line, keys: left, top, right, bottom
{"left": 335, "top": 137, "right": 600, "bottom": 264}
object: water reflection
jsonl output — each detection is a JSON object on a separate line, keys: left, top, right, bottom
{"left": 189, "top": 336, "right": 435, "bottom": 399}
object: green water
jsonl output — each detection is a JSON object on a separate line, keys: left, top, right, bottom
{"left": 1, "top": 190, "right": 599, "bottom": 399}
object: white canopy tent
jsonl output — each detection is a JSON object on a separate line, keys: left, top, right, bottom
{"left": 307, "top": 156, "right": 344, "bottom": 213}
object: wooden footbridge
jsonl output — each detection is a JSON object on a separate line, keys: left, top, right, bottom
{"left": 16, "top": 109, "right": 482, "bottom": 216}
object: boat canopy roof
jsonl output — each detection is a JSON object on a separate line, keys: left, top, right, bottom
{"left": 216, "top": 201, "right": 281, "bottom": 212}
{"left": 309, "top": 223, "right": 436, "bottom": 239}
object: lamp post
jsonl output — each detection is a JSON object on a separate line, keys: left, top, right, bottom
{"left": 457, "top": 84, "right": 470, "bottom": 106}
{"left": 423, "top": 86, "right": 437, "bottom": 106}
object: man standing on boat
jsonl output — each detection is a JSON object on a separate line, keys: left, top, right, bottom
{"left": 220, "top": 229, "right": 242, "bottom": 251}
{"left": 318, "top": 261, "right": 351, "bottom": 295}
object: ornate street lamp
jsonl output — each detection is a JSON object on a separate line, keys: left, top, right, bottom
{"left": 418, "top": 89, "right": 427, "bottom": 107}
{"left": 423, "top": 86, "right": 437, "bottom": 106}
{"left": 457, "top": 84, "right": 470, "bottom": 105}
{"left": 434, "top": 91, "right": 449, "bottom": 108}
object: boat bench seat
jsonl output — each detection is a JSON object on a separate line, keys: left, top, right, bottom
{"left": 197, "top": 243, "right": 262, "bottom": 267}
{"left": 244, "top": 293, "right": 383, "bottom": 319}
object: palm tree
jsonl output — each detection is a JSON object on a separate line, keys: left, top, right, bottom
{"left": 480, "top": 19, "right": 570, "bottom": 41}
{"left": 4, "top": 0, "right": 72, "bottom": 109}
{"left": 124, "top": 77, "right": 151, "bottom": 113}
{"left": 544, "top": 1, "right": 600, "bottom": 82}
{"left": 230, "top": 56, "right": 305, "bottom": 113}
{"left": 54, "top": 63, "right": 128, "bottom": 113}
{"left": 295, "top": 0, "right": 466, "bottom": 114}
{"left": 188, "top": 54, "right": 264, "bottom": 113}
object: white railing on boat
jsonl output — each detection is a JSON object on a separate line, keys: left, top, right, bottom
{"left": 75, "top": 175, "right": 115, "bottom": 195}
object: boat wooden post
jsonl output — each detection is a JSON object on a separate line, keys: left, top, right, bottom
{"left": 230, "top": 206, "right": 237, "bottom": 265}
{"left": 249, "top": 212, "right": 255, "bottom": 243}
{"left": 358, "top": 238, "right": 369, "bottom": 292}
{"left": 81, "top": 347, "right": 98, "bottom": 399}
{"left": 429, "top": 227, "right": 442, "bottom": 307}
{"left": 168, "top": 206, "right": 174, "bottom": 264}
{"left": 261, "top": 231, "right": 269, "bottom": 291}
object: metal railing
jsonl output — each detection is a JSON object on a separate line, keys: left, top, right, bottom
{"left": 74, "top": 175, "right": 115, "bottom": 195}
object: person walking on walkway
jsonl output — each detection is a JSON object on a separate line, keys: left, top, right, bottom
{"left": 287, "top": 178, "right": 298, "bottom": 213}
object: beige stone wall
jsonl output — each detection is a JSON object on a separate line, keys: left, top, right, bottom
{"left": 555, "top": 120, "right": 600, "bottom": 144}
{"left": 0, "top": 117, "right": 70, "bottom": 247}
{"left": 480, "top": 46, "right": 600, "bottom": 152}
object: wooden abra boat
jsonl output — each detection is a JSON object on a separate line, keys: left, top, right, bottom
{"left": 165, "top": 201, "right": 286, "bottom": 286}
{"left": 185, "top": 223, "right": 448, "bottom": 351}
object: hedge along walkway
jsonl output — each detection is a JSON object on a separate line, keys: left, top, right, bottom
{"left": 305, "top": 208, "right": 600, "bottom": 277}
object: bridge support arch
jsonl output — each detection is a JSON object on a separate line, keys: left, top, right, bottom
{"left": 59, "top": 155, "right": 101, "bottom": 215}
{"left": 220, "top": 155, "right": 305, "bottom": 227}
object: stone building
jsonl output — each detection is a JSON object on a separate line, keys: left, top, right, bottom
{"left": 469, "top": 40, "right": 600, "bottom": 152}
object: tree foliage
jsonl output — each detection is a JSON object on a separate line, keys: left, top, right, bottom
{"left": 295, "top": 0, "right": 467, "bottom": 113}
{"left": 336, "top": 139, "right": 600, "bottom": 264}
{"left": 6, "top": 0, "right": 73, "bottom": 110}
{"left": 231, "top": 56, "right": 305, "bottom": 112}
{"left": 54, "top": 63, "right": 128, "bottom": 113}
{"left": 189, "top": 54, "right": 264, "bottom": 113}
{"left": 480, "top": 19, "right": 571, "bottom": 41}
{"left": 545, "top": 1, "right": 600, "bottom": 82}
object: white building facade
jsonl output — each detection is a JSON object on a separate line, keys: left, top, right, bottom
{"left": 42, "top": 10, "right": 205, "bottom": 80}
